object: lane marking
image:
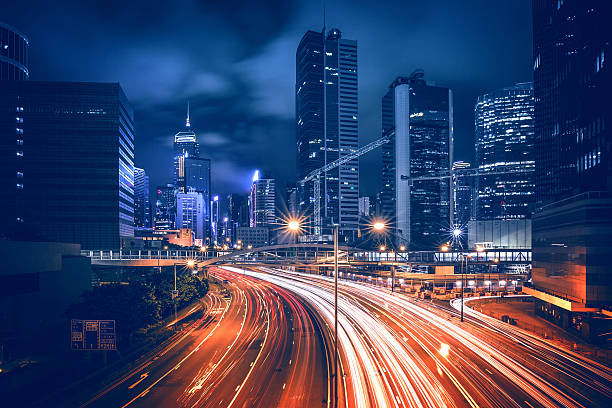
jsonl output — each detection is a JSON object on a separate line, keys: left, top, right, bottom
{"left": 127, "top": 372, "right": 149, "bottom": 390}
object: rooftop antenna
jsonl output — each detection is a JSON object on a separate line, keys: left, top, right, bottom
{"left": 186, "top": 100, "right": 191, "bottom": 128}
{"left": 323, "top": 0, "right": 326, "bottom": 32}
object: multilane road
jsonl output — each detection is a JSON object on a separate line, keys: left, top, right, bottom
{"left": 72, "top": 264, "right": 611, "bottom": 408}
{"left": 220, "top": 265, "right": 612, "bottom": 408}
{"left": 76, "top": 268, "right": 328, "bottom": 408}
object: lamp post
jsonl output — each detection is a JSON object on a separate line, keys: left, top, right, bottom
{"left": 333, "top": 224, "right": 339, "bottom": 408}
{"left": 371, "top": 220, "right": 398, "bottom": 292}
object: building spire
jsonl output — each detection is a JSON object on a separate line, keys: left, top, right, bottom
{"left": 322, "top": 0, "right": 326, "bottom": 33}
{"left": 186, "top": 100, "right": 191, "bottom": 128}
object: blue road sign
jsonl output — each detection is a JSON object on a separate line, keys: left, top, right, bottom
{"left": 71, "top": 319, "right": 116, "bottom": 350}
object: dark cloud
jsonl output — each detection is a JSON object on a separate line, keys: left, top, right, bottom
{"left": 1, "top": 0, "right": 532, "bottom": 198}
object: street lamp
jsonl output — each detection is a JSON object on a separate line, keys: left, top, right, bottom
{"left": 373, "top": 221, "right": 386, "bottom": 231}
{"left": 453, "top": 228, "right": 462, "bottom": 238}
{"left": 332, "top": 224, "right": 339, "bottom": 408}
{"left": 371, "top": 221, "right": 399, "bottom": 293}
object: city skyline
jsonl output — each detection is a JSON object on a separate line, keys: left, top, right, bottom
{"left": 1, "top": 0, "right": 533, "bottom": 197}
{"left": 1, "top": 2, "right": 611, "bottom": 407}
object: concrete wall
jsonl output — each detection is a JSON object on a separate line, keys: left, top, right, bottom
{"left": 0, "top": 242, "right": 92, "bottom": 357}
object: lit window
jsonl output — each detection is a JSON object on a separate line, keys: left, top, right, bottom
{"left": 17, "top": 171, "right": 23, "bottom": 178}
{"left": 17, "top": 139, "right": 23, "bottom": 145}
{"left": 16, "top": 183, "right": 24, "bottom": 189}
{"left": 16, "top": 151, "right": 23, "bottom": 157}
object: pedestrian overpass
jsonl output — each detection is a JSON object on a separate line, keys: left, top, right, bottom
{"left": 82, "top": 244, "right": 530, "bottom": 269}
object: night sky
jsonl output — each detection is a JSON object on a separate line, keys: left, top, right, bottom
{"left": 2, "top": 0, "right": 532, "bottom": 198}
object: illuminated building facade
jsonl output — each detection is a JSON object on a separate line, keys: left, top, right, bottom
{"left": 0, "top": 81, "right": 135, "bottom": 249}
{"left": 173, "top": 105, "right": 199, "bottom": 191}
{"left": 296, "top": 28, "right": 359, "bottom": 241}
{"left": 530, "top": 0, "right": 612, "bottom": 339}
{"left": 381, "top": 71, "right": 452, "bottom": 249}
{"left": 0, "top": 22, "right": 29, "bottom": 80}
{"left": 249, "top": 171, "right": 276, "bottom": 228}
{"left": 134, "top": 167, "right": 151, "bottom": 228}
{"left": 154, "top": 183, "right": 175, "bottom": 230}
{"left": 475, "top": 82, "right": 535, "bottom": 220}
{"left": 176, "top": 190, "right": 204, "bottom": 240}
{"left": 452, "top": 161, "right": 473, "bottom": 230}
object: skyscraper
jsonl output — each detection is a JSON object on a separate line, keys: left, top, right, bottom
{"left": 529, "top": 0, "right": 612, "bottom": 337}
{"left": 185, "top": 157, "right": 211, "bottom": 240}
{"left": 0, "top": 81, "right": 135, "bottom": 249}
{"left": 0, "top": 22, "right": 29, "bottom": 80}
{"left": 380, "top": 71, "right": 453, "bottom": 250}
{"left": 452, "top": 161, "right": 473, "bottom": 228}
{"left": 154, "top": 183, "right": 175, "bottom": 230}
{"left": 176, "top": 190, "right": 204, "bottom": 240}
{"left": 249, "top": 171, "right": 276, "bottom": 228}
{"left": 134, "top": 167, "right": 151, "bottom": 228}
{"left": 474, "top": 83, "right": 535, "bottom": 220}
{"left": 534, "top": 2, "right": 612, "bottom": 205}
{"left": 296, "top": 28, "right": 359, "bottom": 241}
{"left": 174, "top": 105, "right": 199, "bottom": 191}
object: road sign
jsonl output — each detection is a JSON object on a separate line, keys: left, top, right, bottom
{"left": 71, "top": 319, "right": 116, "bottom": 350}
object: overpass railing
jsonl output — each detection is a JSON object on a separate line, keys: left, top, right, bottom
{"left": 82, "top": 248, "right": 531, "bottom": 264}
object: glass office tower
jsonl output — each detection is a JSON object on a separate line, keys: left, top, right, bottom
{"left": 474, "top": 82, "right": 535, "bottom": 220}
{"left": 174, "top": 107, "right": 199, "bottom": 191}
{"left": 0, "top": 81, "right": 135, "bottom": 249}
{"left": 296, "top": 28, "right": 359, "bottom": 241}
{"left": 530, "top": 0, "right": 612, "bottom": 338}
{"left": 134, "top": 167, "right": 151, "bottom": 228}
{"left": 381, "top": 71, "right": 452, "bottom": 250}
{"left": 185, "top": 157, "right": 211, "bottom": 240}
{"left": 0, "top": 22, "right": 29, "bottom": 80}
{"left": 249, "top": 171, "right": 276, "bottom": 228}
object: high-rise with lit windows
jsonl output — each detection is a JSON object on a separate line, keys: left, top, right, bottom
{"left": 295, "top": 28, "right": 359, "bottom": 241}
{"left": 0, "top": 81, "right": 135, "bottom": 249}
{"left": 380, "top": 71, "right": 452, "bottom": 250}
{"left": 249, "top": 171, "right": 276, "bottom": 228}
{"left": 529, "top": 0, "right": 612, "bottom": 338}
{"left": 134, "top": 167, "right": 151, "bottom": 228}
{"left": 174, "top": 105, "right": 199, "bottom": 191}
{"left": 474, "top": 82, "right": 535, "bottom": 220}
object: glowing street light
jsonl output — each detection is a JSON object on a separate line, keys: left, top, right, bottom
{"left": 372, "top": 221, "right": 386, "bottom": 231}
{"left": 187, "top": 259, "right": 195, "bottom": 267}
{"left": 453, "top": 228, "right": 462, "bottom": 238}
{"left": 476, "top": 245, "right": 485, "bottom": 253}
{"left": 399, "top": 245, "right": 406, "bottom": 251}
{"left": 287, "top": 220, "right": 300, "bottom": 232}
{"left": 379, "top": 245, "right": 386, "bottom": 251}
{"left": 440, "top": 244, "right": 450, "bottom": 252}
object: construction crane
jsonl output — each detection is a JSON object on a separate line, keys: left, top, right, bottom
{"left": 299, "top": 135, "right": 391, "bottom": 235}
{"left": 299, "top": 133, "right": 533, "bottom": 235}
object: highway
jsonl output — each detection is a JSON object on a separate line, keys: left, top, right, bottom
{"left": 222, "top": 265, "right": 612, "bottom": 408}
{"left": 74, "top": 268, "right": 329, "bottom": 408}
